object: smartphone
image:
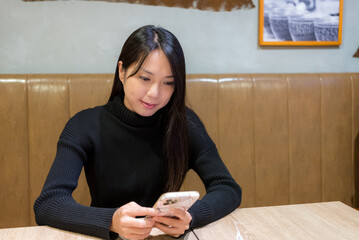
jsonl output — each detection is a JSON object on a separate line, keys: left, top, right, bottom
{"left": 153, "top": 191, "right": 200, "bottom": 216}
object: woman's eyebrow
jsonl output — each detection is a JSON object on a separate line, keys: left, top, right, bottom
{"left": 141, "top": 68, "right": 174, "bottom": 78}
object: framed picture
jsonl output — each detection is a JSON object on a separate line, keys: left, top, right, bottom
{"left": 259, "top": 0, "right": 343, "bottom": 46}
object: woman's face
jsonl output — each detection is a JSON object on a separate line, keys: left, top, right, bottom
{"left": 119, "top": 50, "right": 175, "bottom": 117}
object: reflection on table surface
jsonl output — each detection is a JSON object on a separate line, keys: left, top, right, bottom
{"left": 1, "top": 201, "right": 359, "bottom": 240}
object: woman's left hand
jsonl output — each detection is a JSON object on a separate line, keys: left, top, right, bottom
{"left": 153, "top": 208, "right": 192, "bottom": 237}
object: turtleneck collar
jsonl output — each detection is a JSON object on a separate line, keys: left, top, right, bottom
{"left": 105, "top": 96, "right": 164, "bottom": 128}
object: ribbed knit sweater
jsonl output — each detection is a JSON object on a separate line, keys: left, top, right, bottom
{"left": 33, "top": 96, "right": 242, "bottom": 239}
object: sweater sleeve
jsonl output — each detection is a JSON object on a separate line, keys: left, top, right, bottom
{"left": 186, "top": 108, "right": 242, "bottom": 228}
{"left": 33, "top": 110, "right": 118, "bottom": 240}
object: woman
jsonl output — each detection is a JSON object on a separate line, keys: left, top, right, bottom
{"left": 34, "top": 25, "right": 242, "bottom": 240}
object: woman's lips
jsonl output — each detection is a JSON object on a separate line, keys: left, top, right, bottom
{"left": 141, "top": 100, "right": 156, "bottom": 109}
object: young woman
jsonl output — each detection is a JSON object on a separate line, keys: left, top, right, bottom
{"left": 34, "top": 25, "right": 242, "bottom": 240}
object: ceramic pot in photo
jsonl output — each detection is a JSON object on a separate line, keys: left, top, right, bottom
{"left": 270, "top": 14, "right": 292, "bottom": 41}
{"left": 288, "top": 16, "right": 316, "bottom": 41}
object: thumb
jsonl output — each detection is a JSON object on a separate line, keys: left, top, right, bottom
{"left": 125, "top": 202, "right": 157, "bottom": 217}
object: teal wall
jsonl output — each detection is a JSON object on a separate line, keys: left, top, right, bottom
{"left": 0, "top": 0, "right": 358, "bottom": 74}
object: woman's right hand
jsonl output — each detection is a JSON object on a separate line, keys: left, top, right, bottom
{"left": 110, "top": 201, "right": 157, "bottom": 240}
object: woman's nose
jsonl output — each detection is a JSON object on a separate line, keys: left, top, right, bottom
{"left": 147, "top": 83, "right": 159, "bottom": 98}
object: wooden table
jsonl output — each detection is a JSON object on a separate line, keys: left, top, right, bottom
{"left": 1, "top": 202, "right": 358, "bottom": 240}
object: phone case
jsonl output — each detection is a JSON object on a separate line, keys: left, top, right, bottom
{"left": 153, "top": 191, "right": 200, "bottom": 216}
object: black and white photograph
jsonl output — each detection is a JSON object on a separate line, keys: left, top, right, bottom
{"left": 259, "top": 0, "right": 342, "bottom": 45}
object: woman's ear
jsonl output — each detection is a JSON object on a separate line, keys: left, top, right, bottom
{"left": 118, "top": 61, "right": 125, "bottom": 83}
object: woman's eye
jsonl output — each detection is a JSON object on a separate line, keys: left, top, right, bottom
{"left": 164, "top": 81, "right": 174, "bottom": 86}
{"left": 139, "top": 76, "right": 150, "bottom": 81}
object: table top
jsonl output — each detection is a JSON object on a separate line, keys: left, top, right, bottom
{"left": 1, "top": 201, "right": 358, "bottom": 240}
{"left": 193, "top": 201, "right": 359, "bottom": 240}
{"left": 0, "top": 225, "right": 193, "bottom": 240}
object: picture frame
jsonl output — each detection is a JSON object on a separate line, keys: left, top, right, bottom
{"left": 259, "top": 0, "right": 343, "bottom": 46}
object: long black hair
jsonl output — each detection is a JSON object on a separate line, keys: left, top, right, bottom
{"left": 109, "top": 25, "right": 189, "bottom": 192}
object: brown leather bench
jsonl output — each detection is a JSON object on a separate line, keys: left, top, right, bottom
{"left": 1, "top": 73, "right": 358, "bottom": 228}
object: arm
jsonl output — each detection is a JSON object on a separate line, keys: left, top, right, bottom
{"left": 33, "top": 112, "right": 117, "bottom": 240}
{"left": 186, "top": 109, "right": 242, "bottom": 228}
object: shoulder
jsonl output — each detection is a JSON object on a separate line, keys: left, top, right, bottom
{"left": 73, "top": 105, "right": 103, "bottom": 118}
{"left": 185, "top": 107, "right": 211, "bottom": 137}
{"left": 185, "top": 107, "right": 216, "bottom": 155}
{"left": 60, "top": 106, "right": 104, "bottom": 142}
{"left": 186, "top": 107, "right": 203, "bottom": 129}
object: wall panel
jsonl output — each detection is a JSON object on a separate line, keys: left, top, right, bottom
{"left": 0, "top": 75, "right": 29, "bottom": 227}
{"left": 69, "top": 74, "right": 113, "bottom": 117}
{"left": 218, "top": 75, "right": 255, "bottom": 207}
{"left": 253, "top": 74, "right": 289, "bottom": 206}
{"left": 287, "top": 74, "right": 322, "bottom": 204}
{"left": 321, "top": 74, "right": 353, "bottom": 205}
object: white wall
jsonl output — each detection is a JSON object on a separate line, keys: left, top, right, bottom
{"left": 0, "top": 0, "right": 358, "bottom": 74}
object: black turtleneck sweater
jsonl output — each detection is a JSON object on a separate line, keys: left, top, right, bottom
{"left": 33, "top": 96, "right": 242, "bottom": 239}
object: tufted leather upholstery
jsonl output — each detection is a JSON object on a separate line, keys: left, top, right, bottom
{"left": 1, "top": 73, "right": 358, "bottom": 228}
